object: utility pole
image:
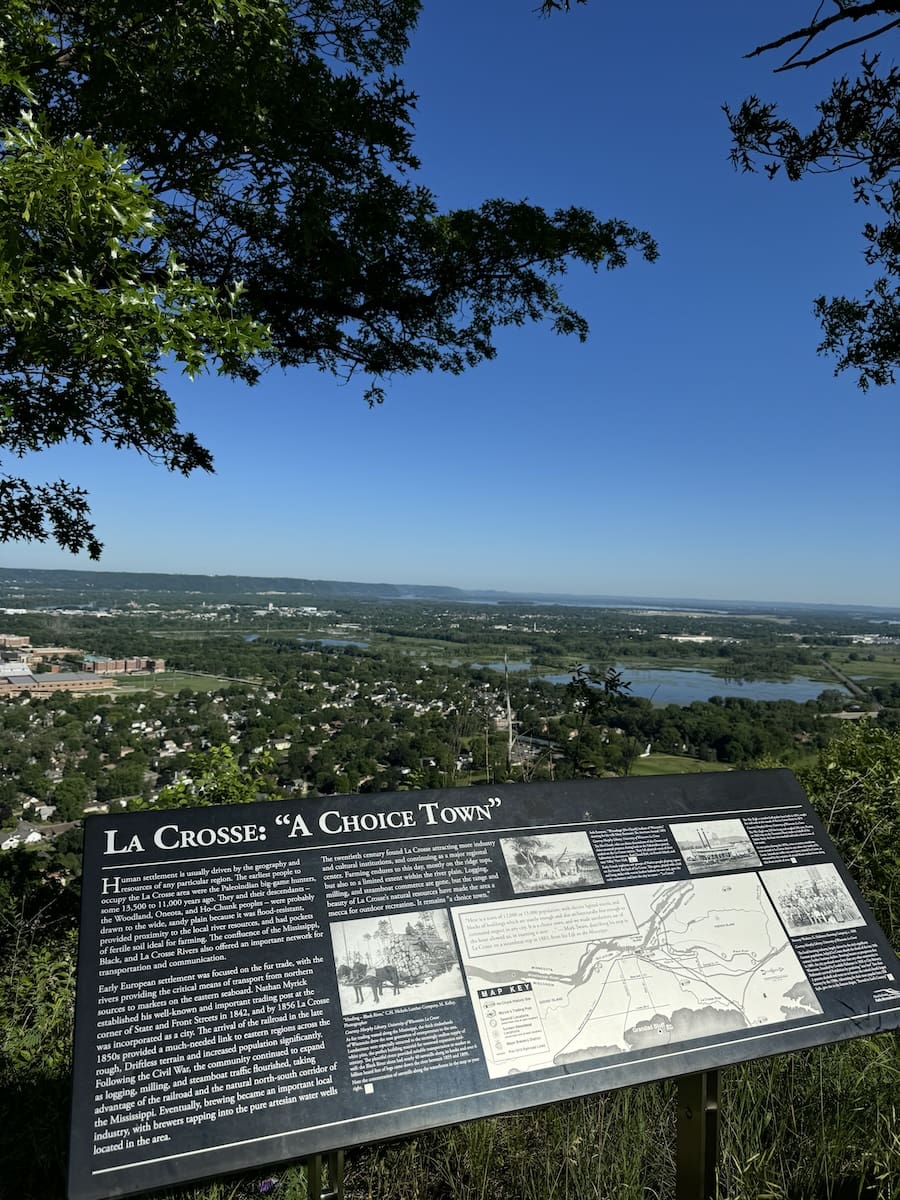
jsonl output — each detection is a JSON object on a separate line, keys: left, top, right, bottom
{"left": 484, "top": 710, "right": 491, "bottom": 785}
{"left": 505, "top": 654, "right": 514, "bottom": 775}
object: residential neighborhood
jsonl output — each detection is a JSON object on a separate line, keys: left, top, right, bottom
{"left": 1, "top": 573, "right": 898, "bottom": 868}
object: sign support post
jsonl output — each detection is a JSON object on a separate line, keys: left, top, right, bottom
{"left": 306, "top": 1150, "right": 344, "bottom": 1200}
{"left": 676, "top": 1071, "right": 719, "bottom": 1200}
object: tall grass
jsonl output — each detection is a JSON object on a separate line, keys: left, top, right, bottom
{"left": 354, "top": 1085, "right": 676, "bottom": 1200}
{"left": 343, "top": 1042, "right": 898, "bottom": 1200}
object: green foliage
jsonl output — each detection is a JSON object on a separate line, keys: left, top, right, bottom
{"left": 134, "top": 743, "right": 277, "bottom": 810}
{"left": 0, "top": 1, "right": 655, "bottom": 554}
{"left": 723, "top": 1, "right": 900, "bottom": 390}
{"left": 349, "top": 1085, "right": 676, "bottom": 1200}
{"left": 720, "top": 1036, "right": 900, "bottom": 1200}
{"left": 0, "top": 109, "right": 268, "bottom": 557}
{"left": 0, "top": 928, "right": 76, "bottom": 1200}
{"left": 727, "top": 54, "right": 900, "bottom": 390}
{"left": 96, "top": 759, "right": 148, "bottom": 804}
{"left": 0, "top": 839, "right": 80, "bottom": 1195}
{"left": 0, "top": 845, "right": 80, "bottom": 960}
{"left": 564, "top": 663, "right": 631, "bottom": 776}
{"left": 47, "top": 827, "right": 84, "bottom": 879}
{"left": 799, "top": 721, "right": 900, "bottom": 939}
{"left": 52, "top": 774, "right": 90, "bottom": 820}
{"left": 1, "top": 930, "right": 75, "bottom": 1074}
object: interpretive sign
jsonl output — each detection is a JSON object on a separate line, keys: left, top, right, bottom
{"left": 69, "top": 771, "right": 900, "bottom": 1199}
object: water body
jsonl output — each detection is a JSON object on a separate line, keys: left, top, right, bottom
{"left": 468, "top": 661, "right": 838, "bottom": 704}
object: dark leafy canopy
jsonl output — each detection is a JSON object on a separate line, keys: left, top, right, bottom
{"left": 0, "top": 1, "right": 657, "bottom": 556}
{"left": 720, "top": 4, "right": 900, "bottom": 390}
{"left": 0, "top": 113, "right": 267, "bottom": 558}
{"left": 727, "top": 47, "right": 900, "bottom": 390}
{"left": 544, "top": 1, "right": 900, "bottom": 391}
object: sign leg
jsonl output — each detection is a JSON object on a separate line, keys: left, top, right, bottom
{"left": 676, "top": 1071, "right": 719, "bottom": 1200}
{"left": 326, "top": 1150, "right": 344, "bottom": 1199}
{"left": 305, "top": 1150, "right": 344, "bottom": 1200}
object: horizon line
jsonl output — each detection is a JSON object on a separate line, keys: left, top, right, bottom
{"left": 0, "top": 563, "right": 898, "bottom": 614}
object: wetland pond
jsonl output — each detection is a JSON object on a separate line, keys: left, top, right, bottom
{"left": 473, "top": 662, "right": 839, "bottom": 705}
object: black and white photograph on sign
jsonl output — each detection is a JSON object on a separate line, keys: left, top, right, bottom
{"left": 451, "top": 874, "right": 821, "bottom": 1079}
{"left": 500, "top": 832, "right": 603, "bottom": 894}
{"left": 331, "top": 908, "right": 466, "bottom": 1014}
{"left": 669, "top": 818, "right": 762, "bottom": 875}
{"left": 763, "top": 863, "right": 866, "bottom": 936}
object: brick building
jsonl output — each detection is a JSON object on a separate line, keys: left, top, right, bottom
{"left": 81, "top": 655, "right": 165, "bottom": 674}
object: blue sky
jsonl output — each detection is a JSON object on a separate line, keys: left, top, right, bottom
{"left": 5, "top": 1, "right": 899, "bottom": 605}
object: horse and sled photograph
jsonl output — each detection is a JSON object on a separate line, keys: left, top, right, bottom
{"left": 331, "top": 908, "right": 466, "bottom": 1014}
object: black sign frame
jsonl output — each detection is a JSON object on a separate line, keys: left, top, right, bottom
{"left": 69, "top": 770, "right": 900, "bottom": 1200}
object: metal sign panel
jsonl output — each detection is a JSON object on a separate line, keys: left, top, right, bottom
{"left": 68, "top": 771, "right": 900, "bottom": 1199}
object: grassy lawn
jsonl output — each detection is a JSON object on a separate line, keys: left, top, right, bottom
{"left": 628, "top": 753, "right": 731, "bottom": 776}
{"left": 114, "top": 672, "right": 248, "bottom": 693}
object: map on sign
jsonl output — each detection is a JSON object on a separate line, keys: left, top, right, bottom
{"left": 452, "top": 873, "right": 822, "bottom": 1078}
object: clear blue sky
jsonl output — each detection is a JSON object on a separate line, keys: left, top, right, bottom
{"left": 5, "top": 1, "right": 899, "bottom": 605}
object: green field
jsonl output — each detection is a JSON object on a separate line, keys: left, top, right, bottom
{"left": 827, "top": 647, "right": 900, "bottom": 685}
{"left": 628, "top": 753, "right": 731, "bottom": 776}
{"left": 114, "top": 672, "right": 251, "bottom": 693}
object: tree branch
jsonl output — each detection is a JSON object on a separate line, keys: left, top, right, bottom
{"left": 747, "top": 2, "right": 900, "bottom": 70}
{"left": 537, "top": 0, "right": 586, "bottom": 14}
{"left": 779, "top": 1, "right": 830, "bottom": 69}
{"left": 774, "top": 18, "right": 900, "bottom": 71}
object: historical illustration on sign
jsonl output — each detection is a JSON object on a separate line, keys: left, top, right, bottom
{"left": 500, "top": 832, "right": 603, "bottom": 894}
{"left": 762, "top": 863, "right": 866, "bottom": 936}
{"left": 331, "top": 908, "right": 466, "bottom": 1014}
{"left": 452, "top": 873, "right": 821, "bottom": 1078}
{"left": 670, "top": 818, "right": 762, "bottom": 875}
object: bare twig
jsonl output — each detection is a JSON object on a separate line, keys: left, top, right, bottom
{"left": 747, "top": 3, "right": 899, "bottom": 59}
{"left": 774, "top": 17, "right": 900, "bottom": 71}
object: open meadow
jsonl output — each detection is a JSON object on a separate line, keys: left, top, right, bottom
{"left": 827, "top": 647, "right": 900, "bottom": 685}
{"left": 627, "top": 753, "right": 730, "bottom": 776}
{"left": 114, "top": 672, "right": 254, "bottom": 694}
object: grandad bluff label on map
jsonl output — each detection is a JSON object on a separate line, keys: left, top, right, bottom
{"left": 69, "top": 771, "right": 900, "bottom": 1200}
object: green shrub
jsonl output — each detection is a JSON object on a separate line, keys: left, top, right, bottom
{"left": 0, "top": 931, "right": 76, "bottom": 1199}
{"left": 799, "top": 722, "right": 900, "bottom": 940}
